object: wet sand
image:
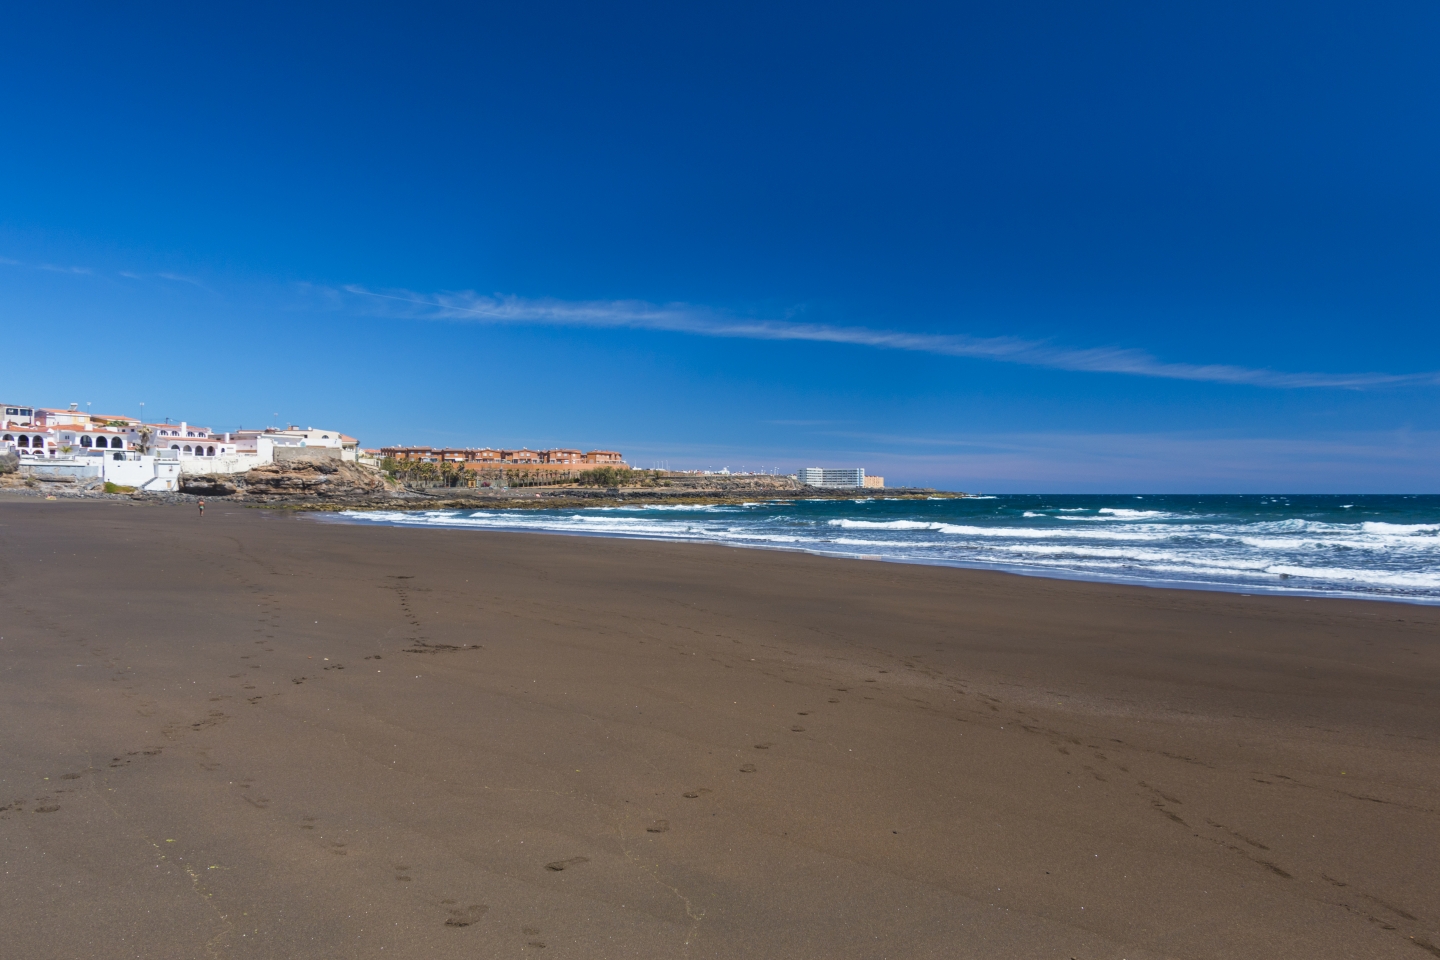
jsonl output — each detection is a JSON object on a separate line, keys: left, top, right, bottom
{"left": 1, "top": 496, "right": 1437, "bottom": 959}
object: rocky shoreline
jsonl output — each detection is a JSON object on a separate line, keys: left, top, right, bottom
{"left": 2, "top": 457, "right": 964, "bottom": 509}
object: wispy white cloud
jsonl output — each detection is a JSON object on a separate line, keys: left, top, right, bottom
{"left": 4, "top": 256, "right": 210, "bottom": 287}
{"left": 0, "top": 254, "right": 93, "bottom": 275}
{"left": 156, "top": 271, "right": 209, "bottom": 289}
{"left": 343, "top": 286, "right": 1437, "bottom": 390}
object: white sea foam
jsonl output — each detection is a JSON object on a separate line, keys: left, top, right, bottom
{"left": 1264, "top": 565, "right": 1440, "bottom": 589}
{"left": 1096, "top": 508, "right": 1169, "bottom": 519}
{"left": 1360, "top": 521, "right": 1440, "bottom": 535}
{"left": 827, "top": 519, "right": 942, "bottom": 531}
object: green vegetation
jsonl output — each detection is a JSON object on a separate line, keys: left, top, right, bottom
{"left": 575, "top": 467, "right": 666, "bottom": 487}
{"left": 575, "top": 466, "right": 633, "bottom": 486}
{"left": 381, "top": 457, "right": 472, "bottom": 487}
{"left": 380, "top": 457, "right": 669, "bottom": 491}
{"left": 103, "top": 481, "right": 136, "bottom": 494}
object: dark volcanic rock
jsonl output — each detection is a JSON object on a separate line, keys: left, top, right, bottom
{"left": 179, "top": 474, "right": 238, "bottom": 496}
{"left": 241, "top": 460, "right": 395, "bottom": 500}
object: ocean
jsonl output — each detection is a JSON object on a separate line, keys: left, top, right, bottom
{"left": 336, "top": 494, "right": 1440, "bottom": 603}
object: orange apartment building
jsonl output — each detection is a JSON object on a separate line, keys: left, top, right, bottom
{"left": 379, "top": 447, "right": 625, "bottom": 470}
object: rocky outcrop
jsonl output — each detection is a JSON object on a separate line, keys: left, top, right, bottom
{"left": 168, "top": 460, "right": 401, "bottom": 502}
{"left": 240, "top": 459, "right": 398, "bottom": 500}
{"left": 0, "top": 450, "right": 17, "bottom": 475}
{"left": 178, "top": 474, "right": 239, "bottom": 496}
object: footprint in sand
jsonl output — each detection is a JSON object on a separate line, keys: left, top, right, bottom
{"left": 33, "top": 805, "right": 60, "bottom": 814}
{"left": 443, "top": 903, "right": 488, "bottom": 927}
{"left": 739, "top": 763, "right": 757, "bottom": 773}
{"left": 545, "top": 857, "right": 589, "bottom": 871}
{"left": 754, "top": 742, "right": 773, "bottom": 750}
{"left": 646, "top": 820, "right": 669, "bottom": 833}
{"left": 790, "top": 725, "right": 806, "bottom": 732}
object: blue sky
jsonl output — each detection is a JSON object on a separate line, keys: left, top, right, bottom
{"left": 2, "top": 2, "right": 1437, "bottom": 491}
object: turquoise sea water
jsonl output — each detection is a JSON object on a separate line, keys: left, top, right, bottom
{"left": 337, "top": 495, "right": 1440, "bottom": 603}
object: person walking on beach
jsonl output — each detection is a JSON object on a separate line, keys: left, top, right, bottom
{"left": 198, "top": 498, "right": 205, "bottom": 517}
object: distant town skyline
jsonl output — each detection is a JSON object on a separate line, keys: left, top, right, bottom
{"left": 2, "top": 3, "right": 1437, "bottom": 491}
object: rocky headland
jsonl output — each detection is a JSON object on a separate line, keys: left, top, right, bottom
{"left": 4, "top": 458, "right": 961, "bottom": 509}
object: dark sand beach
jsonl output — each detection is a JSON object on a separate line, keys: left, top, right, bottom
{"left": 1, "top": 496, "right": 1437, "bottom": 959}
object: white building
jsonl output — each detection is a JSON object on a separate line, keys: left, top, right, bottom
{"left": 233, "top": 426, "right": 358, "bottom": 462}
{"left": 797, "top": 467, "right": 867, "bottom": 488}
{"left": 103, "top": 452, "right": 182, "bottom": 492}
{"left": 52, "top": 424, "right": 130, "bottom": 454}
{"left": 8, "top": 402, "right": 365, "bottom": 478}
{"left": 1, "top": 426, "right": 52, "bottom": 456}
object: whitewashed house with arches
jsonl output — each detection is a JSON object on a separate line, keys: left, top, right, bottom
{"left": 133, "top": 422, "right": 237, "bottom": 461}
{"left": 1, "top": 427, "right": 52, "bottom": 456}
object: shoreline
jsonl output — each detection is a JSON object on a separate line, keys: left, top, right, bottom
{"left": 0, "top": 478, "right": 965, "bottom": 512}
{"left": 320, "top": 502, "right": 1440, "bottom": 607}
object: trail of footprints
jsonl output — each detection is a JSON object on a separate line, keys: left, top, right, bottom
{"left": 387, "top": 577, "right": 484, "bottom": 655}
{"left": 45, "top": 547, "right": 1434, "bottom": 950}
{"left": 783, "top": 644, "right": 1437, "bottom": 951}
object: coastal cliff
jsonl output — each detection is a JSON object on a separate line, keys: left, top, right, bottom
{"left": 11, "top": 460, "right": 957, "bottom": 507}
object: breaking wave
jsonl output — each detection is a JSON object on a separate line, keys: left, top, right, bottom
{"left": 336, "top": 494, "right": 1440, "bottom": 603}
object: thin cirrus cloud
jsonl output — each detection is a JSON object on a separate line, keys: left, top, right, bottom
{"left": 0, "top": 255, "right": 91, "bottom": 275}
{"left": 345, "top": 285, "right": 1434, "bottom": 390}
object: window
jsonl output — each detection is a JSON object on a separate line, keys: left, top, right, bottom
{"left": 16, "top": 436, "right": 27, "bottom": 447}
{"left": 207, "top": 446, "right": 215, "bottom": 456}
{"left": 1, "top": 434, "right": 10, "bottom": 442}
{"left": 183, "top": 445, "right": 192, "bottom": 453}
{"left": 112, "top": 437, "right": 123, "bottom": 448}
{"left": 171, "top": 444, "right": 179, "bottom": 451}
{"left": 80, "top": 436, "right": 92, "bottom": 447}
{"left": 4, "top": 408, "right": 14, "bottom": 416}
